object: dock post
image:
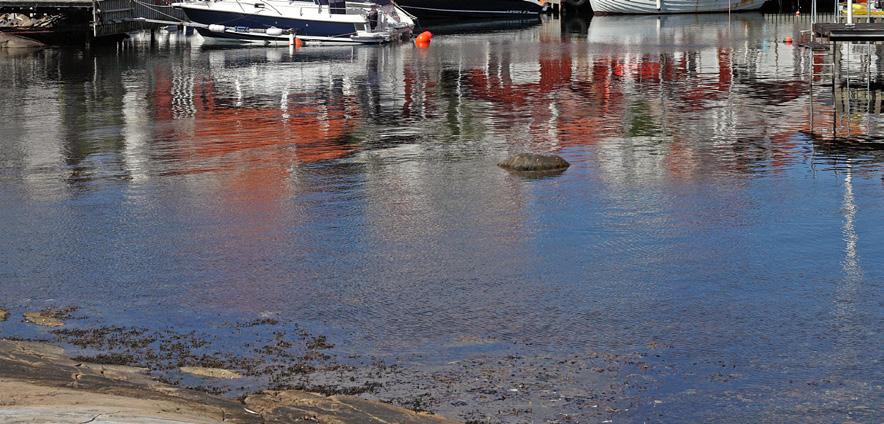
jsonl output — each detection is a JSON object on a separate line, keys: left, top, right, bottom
{"left": 832, "top": 39, "right": 840, "bottom": 122}
{"left": 847, "top": 0, "right": 853, "bottom": 25}
{"left": 91, "top": 0, "right": 98, "bottom": 37}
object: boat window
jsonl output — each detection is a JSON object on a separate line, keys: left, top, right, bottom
{"left": 329, "top": 0, "right": 345, "bottom": 13}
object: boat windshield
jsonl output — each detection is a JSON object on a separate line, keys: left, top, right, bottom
{"left": 315, "top": 0, "right": 346, "bottom": 13}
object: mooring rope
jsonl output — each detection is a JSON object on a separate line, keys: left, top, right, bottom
{"left": 131, "top": 0, "right": 188, "bottom": 22}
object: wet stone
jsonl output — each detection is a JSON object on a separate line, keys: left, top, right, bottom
{"left": 23, "top": 312, "right": 64, "bottom": 327}
{"left": 22, "top": 306, "right": 79, "bottom": 327}
{"left": 181, "top": 366, "right": 244, "bottom": 379}
{"left": 0, "top": 308, "right": 8, "bottom": 322}
{"left": 498, "top": 153, "right": 570, "bottom": 172}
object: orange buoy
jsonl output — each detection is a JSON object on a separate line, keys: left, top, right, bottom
{"left": 795, "top": 10, "right": 800, "bottom": 15}
{"left": 784, "top": 36, "right": 793, "bottom": 43}
{"left": 415, "top": 30, "right": 433, "bottom": 43}
{"left": 415, "top": 39, "right": 430, "bottom": 48}
{"left": 295, "top": 37, "right": 304, "bottom": 48}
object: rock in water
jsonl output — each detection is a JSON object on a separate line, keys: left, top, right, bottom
{"left": 180, "top": 367, "right": 243, "bottom": 379}
{"left": 0, "top": 308, "right": 8, "bottom": 321}
{"left": 23, "top": 312, "right": 64, "bottom": 327}
{"left": 498, "top": 153, "right": 570, "bottom": 172}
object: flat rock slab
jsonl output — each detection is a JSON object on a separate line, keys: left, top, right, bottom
{"left": 0, "top": 339, "right": 459, "bottom": 424}
{"left": 180, "top": 366, "right": 243, "bottom": 379}
{"left": 245, "top": 390, "right": 455, "bottom": 424}
{"left": 23, "top": 311, "right": 64, "bottom": 327}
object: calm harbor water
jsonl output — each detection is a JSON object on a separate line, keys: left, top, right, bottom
{"left": 1, "top": 13, "right": 883, "bottom": 422}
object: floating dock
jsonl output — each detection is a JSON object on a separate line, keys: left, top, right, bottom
{"left": 814, "top": 22, "right": 884, "bottom": 41}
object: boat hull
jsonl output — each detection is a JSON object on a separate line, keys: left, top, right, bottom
{"left": 193, "top": 26, "right": 390, "bottom": 44}
{"left": 589, "top": 0, "right": 766, "bottom": 14}
{"left": 178, "top": 7, "right": 359, "bottom": 39}
{"left": 396, "top": 0, "right": 543, "bottom": 18}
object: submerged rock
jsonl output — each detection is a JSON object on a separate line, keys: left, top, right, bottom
{"left": 23, "top": 312, "right": 64, "bottom": 327}
{"left": 180, "top": 366, "right": 243, "bottom": 379}
{"left": 498, "top": 153, "right": 570, "bottom": 172}
{"left": 23, "top": 306, "right": 79, "bottom": 327}
{"left": 22, "top": 306, "right": 78, "bottom": 327}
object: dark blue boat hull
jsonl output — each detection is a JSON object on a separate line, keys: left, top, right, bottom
{"left": 396, "top": 0, "right": 542, "bottom": 18}
{"left": 180, "top": 7, "right": 357, "bottom": 37}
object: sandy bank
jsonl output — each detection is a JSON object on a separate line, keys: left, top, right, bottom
{"left": 0, "top": 339, "right": 457, "bottom": 423}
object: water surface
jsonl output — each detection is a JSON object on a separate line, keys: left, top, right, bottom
{"left": 1, "top": 13, "right": 882, "bottom": 423}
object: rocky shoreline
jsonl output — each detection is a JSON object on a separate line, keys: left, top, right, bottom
{"left": 0, "top": 305, "right": 639, "bottom": 423}
{"left": 0, "top": 338, "right": 456, "bottom": 423}
{"left": 0, "top": 306, "right": 456, "bottom": 423}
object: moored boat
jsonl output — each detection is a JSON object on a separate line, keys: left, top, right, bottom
{"left": 395, "top": 0, "right": 545, "bottom": 19}
{"left": 589, "top": 0, "right": 766, "bottom": 14}
{"left": 173, "top": 0, "right": 414, "bottom": 45}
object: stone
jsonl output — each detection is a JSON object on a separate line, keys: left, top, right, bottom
{"left": 180, "top": 367, "right": 243, "bottom": 379}
{"left": 23, "top": 312, "right": 64, "bottom": 327}
{"left": 498, "top": 153, "right": 570, "bottom": 172}
{"left": 244, "top": 390, "right": 458, "bottom": 424}
{"left": 0, "top": 308, "right": 8, "bottom": 321}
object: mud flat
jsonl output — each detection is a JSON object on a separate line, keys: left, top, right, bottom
{"left": 0, "top": 339, "right": 457, "bottom": 424}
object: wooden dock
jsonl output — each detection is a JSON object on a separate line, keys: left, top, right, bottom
{"left": 814, "top": 22, "right": 884, "bottom": 41}
{"left": 0, "top": 0, "right": 91, "bottom": 8}
{"left": 0, "top": 0, "right": 184, "bottom": 39}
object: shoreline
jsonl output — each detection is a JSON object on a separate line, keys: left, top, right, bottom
{"left": 0, "top": 338, "right": 457, "bottom": 423}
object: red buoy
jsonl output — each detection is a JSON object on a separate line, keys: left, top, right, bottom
{"left": 415, "top": 31, "right": 433, "bottom": 43}
{"left": 784, "top": 36, "right": 793, "bottom": 43}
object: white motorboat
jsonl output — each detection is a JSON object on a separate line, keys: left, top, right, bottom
{"left": 589, "top": 0, "right": 767, "bottom": 14}
{"left": 173, "top": 0, "right": 415, "bottom": 45}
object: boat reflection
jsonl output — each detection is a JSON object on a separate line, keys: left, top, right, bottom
{"left": 585, "top": 13, "right": 768, "bottom": 47}
{"left": 3, "top": 14, "right": 884, "bottom": 197}
{"left": 417, "top": 17, "right": 541, "bottom": 35}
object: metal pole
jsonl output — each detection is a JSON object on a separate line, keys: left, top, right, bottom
{"left": 812, "top": 0, "right": 816, "bottom": 25}
{"left": 92, "top": 0, "right": 99, "bottom": 37}
{"left": 848, "top": 0, "right": 853, "bottom": 25}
